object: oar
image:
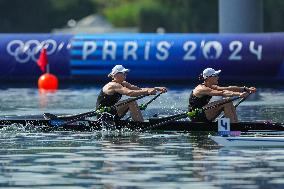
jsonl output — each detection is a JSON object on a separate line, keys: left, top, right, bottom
{"left": 125, "top": 92, "right": 164, "bottom": 120}
{"left": 139, "top": 91, "right": 163, "bottom": 110}
{"left": 220, "top": 92, "right": 252, "bottom": 118}
{"left": 44, "top": 94, "right": 150, "bottom": 127}
{"left": 141, "top": 96, "right": 241, "bottom": 131}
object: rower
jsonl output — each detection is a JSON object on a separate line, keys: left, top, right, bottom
{"left": 188, "top": 68, "right": 256, "bottom": 123}
{"left": 96, "top": 65, "right": 167, "bottom": 122}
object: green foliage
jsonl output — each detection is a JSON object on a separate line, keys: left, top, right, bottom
{"left": 139, "top": 0, "right": 218, "bottom": 33}
{"left": 103, "top": 0, "right": 155, "bottom": 27}
{"left": 49, "top": 0, "right": 97, "bottom": 29}
{"left": 0, "top": 0, "right": 52, "bottom": 32}
{"left": 263, "top": 0, "right": 284, "bottom": 32}
{"left": 138, "top": 4, "right": 169, "bottom": 32}
{"left": 0, "top": 0, "right": 97, "bottom": 33}
{"left": 0, "top": 0, "right": 283, "bottom": 33}
{"left": 104, "top": 3, "right": 139, "bottom": 26}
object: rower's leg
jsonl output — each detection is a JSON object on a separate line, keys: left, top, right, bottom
{"left": 128, "top": 101, "right": 144, "bottom": 122}
{"left": 204, "top": 99, "right": 238, "bottom": 122}
{"left": 116, "top": 104, "right": 129, "bottom": 118}
{"left": 223, "top": 102, "right": 238, "bottom": 123}
{"left": 205, "top": 101, "right": 238, "bottom": 123}
{"left": 116, "top": 101, "right": 143, "bottom": 121}
{"left": 204, "top": 106, "right": 223, "bottom": 121}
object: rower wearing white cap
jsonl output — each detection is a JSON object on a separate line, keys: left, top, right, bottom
{"left": 188, "top": 68, "right": 256, "bottom": 123}
{"left": 96, "top": 65, "right": 167, "bottom": 122}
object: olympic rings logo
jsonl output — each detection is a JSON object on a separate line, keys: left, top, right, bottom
{"left": 6, "top": 39, "right": 58, "bottom": 63}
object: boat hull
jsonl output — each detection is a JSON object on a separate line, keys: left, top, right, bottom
{"left": 0, "top": 117, "right": 283, "bottom": 132}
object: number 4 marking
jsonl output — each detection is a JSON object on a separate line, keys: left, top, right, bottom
{"left": 249, "top": 41, "right": 262, "bottom": 60}
{"left": 218, "top": 118, "right": 230, "bottom": 132}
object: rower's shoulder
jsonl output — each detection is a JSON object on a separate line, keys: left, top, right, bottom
{"left": 198, "top": 84, "right": 221, "bottom": 91}
{"left": 103, "top": 82, "right": 123, "bottom": 91}
{"left": 195, "top": 84, "right": 210, "bottom": 92}
{"left": 193, "top": 84, "right": 207, "bottom": 96}
{"left": 194, "top": 84, "right": 220, "bottom": 96}
{"left": 121, "top": 81, "right": 132, "bottom": 87}
{"left": 106, "top": 82, "right": 122, "bottom": 87}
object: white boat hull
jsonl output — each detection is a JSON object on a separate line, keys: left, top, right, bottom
{"left": 209, "top": 135, "right": 284, "bottom": 147}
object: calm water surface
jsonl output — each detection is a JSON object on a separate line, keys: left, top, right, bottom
{"left": 0, "top": 87, "right": 284, "bottom": 189}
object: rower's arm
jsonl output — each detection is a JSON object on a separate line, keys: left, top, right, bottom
{"left": 201, "top": 87, "right": 244, "bottom": 97}
{"left": 154, "top": 87, "right": 167, "bottom": 93}
{"left": 114, "top": 84, "right": 152, "bottom": 97}
{"left": 213, "top": 85, "right": 257, "bottom": 93}
{"left": 212, "top": 85, "right": 245, "bottom": 92}
{"left": 122, "top": 81, "right": 141, "bottom": 90}
{"left": 122, "top": 82, "right": 167, "bottom": 93}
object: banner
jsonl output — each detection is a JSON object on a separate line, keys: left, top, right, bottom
{"left": 0, "top": 34, "right": 72, "bottom": 80}
{"left": 0, "top": 33, "right": 284, "bottom": 82}
{"left": 71, "top": 33, "right": 284, "bottom": 81}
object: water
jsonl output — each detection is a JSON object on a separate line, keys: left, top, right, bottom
{"left": 0, "top": 86, "right": 284, "bottom": 189}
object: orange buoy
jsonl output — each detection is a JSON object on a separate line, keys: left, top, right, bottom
{"left": 38, "top": 73, "right": 59, "bottom": 92}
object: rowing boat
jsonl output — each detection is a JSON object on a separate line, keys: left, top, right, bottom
{"left": 209, "top": 135, "right": 284, "bottom": 147}
{"left": 0, "top": 115, "right": 283, "bottom": 132}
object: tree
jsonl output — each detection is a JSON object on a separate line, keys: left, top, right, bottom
{"left": 0, "top": 0, "right": 98, "bottom": 32}
{"left": 263, "top": 0, "right": 284, "bottom": 32}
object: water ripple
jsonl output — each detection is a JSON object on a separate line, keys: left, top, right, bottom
{"left": 0, "top": 87, "right": 284, "bottom": 188}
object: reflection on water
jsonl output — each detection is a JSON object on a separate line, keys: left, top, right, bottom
{"left": 0, "top": 87, "right": 284, "bottom": 188}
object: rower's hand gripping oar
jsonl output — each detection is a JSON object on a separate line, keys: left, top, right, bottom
{"left": 142, "top": 96, "right": 241, "bottom": 131}
{"left": 44, "top": 94, "right": 150, "bottom": 127}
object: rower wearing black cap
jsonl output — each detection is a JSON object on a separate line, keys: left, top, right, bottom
{"left": 188, "top": 68, "right": 256, "bottom": 123}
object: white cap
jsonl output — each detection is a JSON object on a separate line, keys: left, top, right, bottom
{"left": 202, "top": 68, "right": 221, "bottom": 79}
{"left": 109, "top": 65, "right": 130, "bottom": 76}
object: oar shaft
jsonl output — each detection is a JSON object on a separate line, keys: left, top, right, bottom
{"left": 202, "top": 96, "right": 241, "bottom": 111}
{"left": 142, "top": 112, "right": 188, "bottom": 131}
{"left": 220, "top": 92, "right": 251, "bottom": 118}
{"left": 234, "top": 92, "right": 252, "bottom": 108}
{"left": 115, "top": 94, "right": 150, "bottom": 107}
{"left": 125, "top": 92, "right": 163, "bottom": 120}
{"left": 143, "top": 92, "right": 162, "bottom": 107}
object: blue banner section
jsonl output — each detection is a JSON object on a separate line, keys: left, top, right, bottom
{"left": 0, "top": 34, "right": 72, "bottom": 80}
{"left": 0, "top": 33, "right": 284, "bottom": 82}
{"left": 71, "top": 33, "right": 284, "bottom": 81}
